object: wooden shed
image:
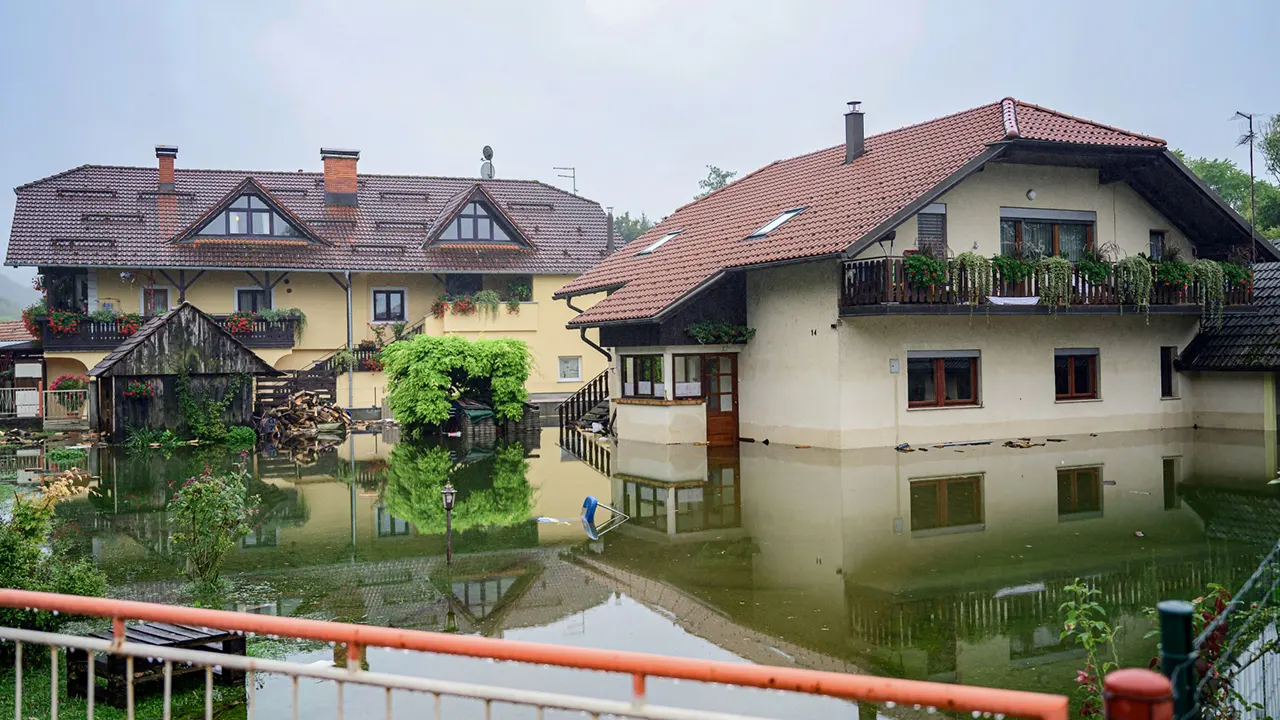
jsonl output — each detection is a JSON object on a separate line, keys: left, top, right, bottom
{"left": 88, "top": 303, "right": 281, "bottom": 442}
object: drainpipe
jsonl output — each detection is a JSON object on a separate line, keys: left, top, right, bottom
{"left": 564, "top": 296, "right": 611, "bottom": 361}
{"left": 346, "top": 270, "right": 354, "bottom": 408}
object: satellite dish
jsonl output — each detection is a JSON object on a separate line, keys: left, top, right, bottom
{"left": 482, "top": 145, "right": 493, "bottom": 161}
{"left": 480, "top": 161, "right": 495, "bottom": 179}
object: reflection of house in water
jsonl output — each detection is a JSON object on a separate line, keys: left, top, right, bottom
{"left": 590, "top": 428, "right": 1278, "bottom": 696}
{"left": 610, "top": 443, "right": 744, "bottom": 542}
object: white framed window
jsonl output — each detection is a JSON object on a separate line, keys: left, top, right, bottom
{"left": 139, "top": 286, "right": 174, "bottom": 315}
{"left": 370, "top": 287, "right": 408, "bottom": 323}
{"left": 234, "top": 286, "right": 273, "bottom": 312}
{"left": 558, "top": 356, "right": 582, "bottom": 383}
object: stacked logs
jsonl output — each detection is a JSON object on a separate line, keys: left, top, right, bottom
{"left": 261, "top": 391, "right": 351, "bottom": 443}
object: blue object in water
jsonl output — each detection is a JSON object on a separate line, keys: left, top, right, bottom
{"left": 582, "top": 495, "right": 599, "bottom": 524}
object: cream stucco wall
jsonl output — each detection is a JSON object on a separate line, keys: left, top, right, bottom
{"left": 614, "top": 402, "right": 706, "bottom": 445}
{"left": 1186, "top": 372, "right": 1274, "bottom": 432}
{"left": 84, "top": 268, "right": 606, "bottom": 400}
{"left": 857, "top": 163, "right": 1194, "bottom": 261}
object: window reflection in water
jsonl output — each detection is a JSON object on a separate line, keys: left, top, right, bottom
{"left": 1057, "top": 467, "right": 1102, "bottom": 519}
{"left": 909, "top": 475, "right": 983, "bottom": 532}
{"left": 619, "top": 451, "right": 742, "bottom": 535}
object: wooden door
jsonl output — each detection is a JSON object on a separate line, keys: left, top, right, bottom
{"left": 703, "top": 354, "right": 738, "bottom": 446}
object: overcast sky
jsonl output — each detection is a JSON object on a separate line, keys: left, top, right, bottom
{"left": 1, "top": 0, "right": 1275, "bottom": 285}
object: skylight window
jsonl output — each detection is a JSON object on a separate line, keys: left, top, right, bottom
{"left": 638, "top": 231, "right": 681, "bottom": 256}
{"left": 747, "top": 207, "right": 804, "bottom": 239}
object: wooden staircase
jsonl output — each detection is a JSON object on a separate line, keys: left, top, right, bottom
{"left": 557, "top": 370, "right": 612, "bottom": 477}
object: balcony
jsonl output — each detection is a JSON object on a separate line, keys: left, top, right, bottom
{"left": 39, "top": 315, "right": 298, "bottom": 351}
{"left": 839, "top": 257, "right": 1253, "bottom": 316}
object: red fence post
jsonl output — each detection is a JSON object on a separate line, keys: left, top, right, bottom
{"left": 1103, "top": 669, "right": 1173, "bottom": 720}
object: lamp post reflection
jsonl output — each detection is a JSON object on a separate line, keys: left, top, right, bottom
{"left": 441, "top": 481, "right": 457, "bottom": 565}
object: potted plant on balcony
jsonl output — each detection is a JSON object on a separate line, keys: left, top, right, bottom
{"left": 451, "top": 295, "right": 477, "bottom": 316}
{"left": 225, "top": 311, "right": 256, "bottom": 335}
{"left": 474, "top": 290, "right": 501, "bottom": 317}
{"left": 902, "top": 250, "right": 948, "bottom": 299}
{"left": 360, "top": 356, "right": 385, "bottom": 372}
{"left": 1190, "top": 258, "right": 1226, "bottom": 327}
{"left": 1116, "top": 255, "right": 1153, "bottom": 315}
{"left": 21, "top": 301, "right": 47, "bottom": 338}
{"left": 122, "top": 380, "right": 155, "bottom": 400}
{"left": 431, "top": 296, "right": 449, "bottom": 319}
{"left": 47, "top": 310, "right": 85, "bottom": 337}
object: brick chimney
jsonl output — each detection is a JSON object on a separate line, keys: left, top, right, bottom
{"left": 321, "top": 148, "right": 360, "bottom": 206}
{"left": 844, "top": 102, "right": 865, "bottom": 164}
{"left": 156, "top": 145, "right": 178, "bottom": 191}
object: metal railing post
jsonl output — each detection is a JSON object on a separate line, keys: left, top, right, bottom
{"left": 1158, "top": 599, "right": 1196, "bottom": 720}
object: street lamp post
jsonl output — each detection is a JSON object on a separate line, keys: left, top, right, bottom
{"left": 441, "top": 482, "right": 457, "bottom": 565}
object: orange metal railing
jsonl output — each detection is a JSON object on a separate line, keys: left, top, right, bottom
{"left": 0, "top": 588, "right": 1069, "bottom": 719}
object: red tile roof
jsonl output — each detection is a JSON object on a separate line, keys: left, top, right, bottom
{"left": 6, "top": 166, "right": 607, "bottom": 274}
{"left": 555, "top": 98, "right": 1166, "bottom": 326}
{"left": 0, "top": 321, "right": 34, "bottom": 343}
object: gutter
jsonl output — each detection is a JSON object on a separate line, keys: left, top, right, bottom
{"left": 564, "top": 296, "right": 612, "bottom": 361}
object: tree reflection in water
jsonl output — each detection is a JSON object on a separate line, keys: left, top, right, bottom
{"left": 381, "top": 442, "right": 532, "bottom": 534}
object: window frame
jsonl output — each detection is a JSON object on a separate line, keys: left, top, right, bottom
{"left": 1054, "top": 349, "right": 1099, "bottom": 401}
{"left": 1160, "top": 346, "right": 1178, "bottom": 399}
{"left": 370, "top": 287, "right": 408, "bottom": 324}
{"left": 906, "top": 352, "right": 980, "bottom": 408}
{"left": 441, "top": 201, "right": 513, "bottom": 242}
{"left": 637, "top": 231, "right": 681, "bottom": 256}
{"left": 1057, "top": 466, "right": 1103, "bottom": 520}
{"left": 747, "top": 207, "right": 805, "bottom": 239}
{"left": 197, "top": 194, "right": 303, "bottom": 239}
{"left": 139, "top": 286, "right": 173, "bottom": 316}
{"left": 444, "top": 274, "right": 483, "bottom": 297}
{"left": 233, "top": 286, "right": 272, "bottom": 313}
{"left": 999, "top": 211, "right": 1095, "bottom": 259}
{"left": 557, "top": 356, "right": 582, "bottom": 383}
{"left": 672, "top": 354, "right": 704, "bottom": 398}
{"left": 620, "top": 354, "right": 665, "bottom": 398}
{"left": 909, "top": 474, "right": 984, "bottom": 533}
{"left": 1149, "top": 230, "right": 1166, "bottom": 261}
{"left": 916, "top": 204, "right": 947, "bottom": 256}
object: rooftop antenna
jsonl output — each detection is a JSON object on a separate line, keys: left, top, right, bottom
{"left": 1233, "top": 111, "right": 1258, "bottom": 262}
{"left": 480, "top": 145, "right": 495, "bottom": 179}
{"left": 554, "top": 166, "right": 577, "bottom": 194}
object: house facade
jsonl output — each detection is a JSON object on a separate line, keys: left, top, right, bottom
{"left": 555, "top": 99, "right": 1279, "bottom": 450}
{"left": 5, "top": 147, "right": 611, "bottom": 408}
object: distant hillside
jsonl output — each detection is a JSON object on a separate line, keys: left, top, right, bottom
{"left": 0, "top": 273, "right": 39, "bottom": 320}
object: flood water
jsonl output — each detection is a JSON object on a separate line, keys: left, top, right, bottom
{"left": 22, "top": 426, "right": 1280, "bottom": 717}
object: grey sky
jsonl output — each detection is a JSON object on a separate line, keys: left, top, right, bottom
{"left": 1, "top": 0, "right": 1275, "bottom": 286}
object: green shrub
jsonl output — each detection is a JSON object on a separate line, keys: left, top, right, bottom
{"left": 991, "top": 251, "right": 1036, "bottom": 282}
{"left": 168, "top": 461, "right": 259, "bottom": 588}
{"left": 45, "top": 446, "right": 87, "bottom": 468}
{"left": 0, "top": 473, "right": 107, "bottom": 634}
{"left": 124, "top": 427, "right": 184, "bottom": 454}
{"left": 176, "top": 370, "right": 248, "bottom": 443}
{"left": 383, "top": 335, "right": 532, "bottom": 426}
{"left": 224, "top": 425, "right": 257, "bottom": 449}
{"left": 903, "top": 252, "right": 947, "bottom": 286}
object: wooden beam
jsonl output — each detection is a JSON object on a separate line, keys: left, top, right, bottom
{"left": 245, "top": 271, "right": 264, "bottom": 287}
{"left": 266, "top": 271, "right": 290, "bottom": 291}
{"left": 157, "top": 269, "right": 180, "bottom": 290}
{"left": 327, "top": 272, "right": 349, "bottom": 291}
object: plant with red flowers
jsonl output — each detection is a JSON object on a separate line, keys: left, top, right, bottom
{"left": 117, "top": 312, "right": 143, "bottom": 336}
{"left": 224, "top": 311, "right": 256, "bottom": 335}
{"left": 430, "top": 296, "right": 449, "bottom": 319}
{"left": 49, "top": 374, "right": 88, "bottom": 413}
{"left": 1154, "top": 259, "right": 1194, "bottom": 291}
{"left": 31, "top": 274, "right": 45, "bottom": 293}
{"left": 122, "top": 380, "right": 154, "bottom": 400}
{"left": 21, "top": 302, "right": 47, "bottom": 338}
{"left": 357, "top": 338, "right": 379, "bottom": 350}
{"left": 360, "top": 356, "right": 384, "bottom": 372}
{"left": 47, "top": 310, "right": 85, "bottom": 337}
{"left": 451, "top": 295, "right": 476, "bottom": 316}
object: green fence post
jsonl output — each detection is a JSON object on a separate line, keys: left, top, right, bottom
{"left": 1158, "top": 599, "right": 1196, "bottom": 720}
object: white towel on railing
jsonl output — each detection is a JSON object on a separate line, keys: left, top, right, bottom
{"left": 987, "top": 296, "right": 1040, "bottom": 306}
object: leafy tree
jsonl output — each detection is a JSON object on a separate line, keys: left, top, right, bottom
{"left": 695, "top": 165, "right": 738, "bottom": 199}
{"left": 1175, "top": 150, "right": 1280, "bottom": 236}
{"left": 612, "top": 211, "right": 654, "bottom": 244}
{"left": 1260, "top": 117, "right": 1280, "bottom": 183}
{"left": 382, "top": 335, "right": 532, "bottom": 426}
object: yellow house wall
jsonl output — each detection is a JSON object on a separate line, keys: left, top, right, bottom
{"left": 614, "top": 402, "right": 706, "bottom": 445}
{"left": 87, "top": 268, "right": 606, "bottom": 401}
{"left": 857, "top": 163, "right": 1194, "bottom": 260}
{"left": 1186, "top": 372, "right": 1273, "bottom": 432}
{"left": 45, "top": 354, "right": 102, "bottom": 379}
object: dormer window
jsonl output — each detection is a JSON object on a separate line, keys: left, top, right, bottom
{"left": 638, "top": 231, "right": 681, "bottom": 256}
{"left": 198, "top": 195, "right": 304, "bottom": 238}
{"left": 439, "top": 202, "right": 512, "bottom": 242}
{"left": 747, "top": 207, "right": 804, "bottom": 239}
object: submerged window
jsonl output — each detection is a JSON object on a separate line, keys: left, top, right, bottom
{"left": 907, "top": 352, "right": 979, "bottom": 408}
{"left": 1054, "top": 349, "right": 1098, "bottom": 401}
{"left": 621, "top": 355, "right": 664, "bottom": 397}
{"left": 439, "top": 201, "right": 513, "bottom": 242}
{"left": 198, "top": 195, "right": 304, "bottom": 238}
{"left": 747, "top": 207, "right": 804, "bottom": 239}
{"left": 638, "top": 231, "right": 681, "bottom": 255}
{"left": 910, "top": 475, "right": 983, "bottom": 532}
{"left": 1057, "top": 467, "right": 1102, "bottom": 518}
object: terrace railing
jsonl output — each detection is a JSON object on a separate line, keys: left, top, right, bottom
{"left": 0, "top": 588, "right": 1072, "bottom": 720}
{"left": 212, "top": 315, "right": 299, "bottom": 349}
{"left": 840, "top": 257, "right": 1252, "bottom": 310}
{"left": 38, "top": 316, "right": 298, "bottom": 350}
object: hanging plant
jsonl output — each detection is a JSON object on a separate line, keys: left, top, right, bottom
{"left": 1037, "top": 256, "right": 1074, "bottom": 309}
{"left": 360, "top": 356, "right": 385, "bottom": 372}
{"left": 1190, "top": 259, "right": 1226, "bottom": 327}
{"left": 506, "top": 297, "right": 522, "bottom": 314}
{"left": 430, "top": 296, "right": 449, "bottom": 319}
{"left": 1154, "top": 259, "right": 1194, "bottom": 291}
{"left": 122, "top": 380, "right": 155, "bottom": 400}
{"left": 451, "top": 295, "right": 477, "bottom": 316}
{"left": 1221, "top": 262, "right": 1253, "bottom": 293}
{"left": 991, "top": 252, "right": 1036, "bottom": 283}
{"left": 47, "top": 309, "right": 84, "bottom": 337}
{"left": 686, "top": 321, "right": 756, "bottom": 345}
{"left": 1074, "top": 245, "right": 1113, "bottom": 286}
{"left": 949, "top": 252, "right": 991, "bottom": 306}
{"left": 474, "top": 290, "right": 502, "bottom": 317}
{"left": 903, "top": 252, "right": 947, "bottom": 287}
{"left": 21, "top": 302, "right": 47, "bottom": 338}
{"left": 1115, "top": 255, "right": 1153, "bottom": 315}
{"left": 117, "top": 313, "right": 143, "bottom": 336}
{"left": 225, "top": 311, "right": 256, "bottom": 335}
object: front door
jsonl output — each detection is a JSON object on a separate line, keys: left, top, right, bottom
{"left": 703, "top": 354, "right": 738, "bottom": 446}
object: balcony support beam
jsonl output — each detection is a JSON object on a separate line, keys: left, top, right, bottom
{"left": 156, "top": 269, "right": 205, "bottom": 302}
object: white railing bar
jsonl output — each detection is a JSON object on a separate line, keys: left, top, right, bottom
{"left": 126, "top": 655, "right": 135, "bottom": 720}
{"left": 204, "top": 664, "right": 212, "bottom": 720}
{"left": 163, "top": 659, "right": 172, "bottom": 720}
{"left": 49, "top": 646, "right": 57, "bottom": 720}
{"left": 14, "top": 640, "right": 22, "bottom": 720}
{"left": 87, "top": 650, "right": 95, "bottom": 720}
{"left": 291, "top": 675, "right": 299, "bottom": 720}
{"left": 0, "top": 628, "right": 774, "bottom": 720}
{"left": 248, "top": 668, "right": 255, "bottom": 720}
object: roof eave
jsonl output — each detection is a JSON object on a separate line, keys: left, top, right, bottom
{"left": 1160, "top": 150, "right": 1280, "bottom": 262}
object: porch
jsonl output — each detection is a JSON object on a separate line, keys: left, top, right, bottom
{"left": 839, "top": 257, "right": 1254, "bottom": 316}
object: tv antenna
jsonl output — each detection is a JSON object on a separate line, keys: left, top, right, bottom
{"left": 1233, "top": 111, "right": 1258, "bottom": 262}
{"left": 480, "top": 145, "right": 495, "bottom": 179}
{"left": 554, "top": 166, "right": 577, "bottom": 194}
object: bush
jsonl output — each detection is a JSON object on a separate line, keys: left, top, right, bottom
{"left": 45, "top": 446, "right": 87, "bottom": 468}
{"left": 0, "top": 472, "right": 107, "bottom": 634}
{"left": 383, "top": 335, "right": 532, "bottom": 426}
{"left": 124, "top": 427, "right": 184, "bottom": 454}
{"left": 382, "top": 442, "right": 532, "bottom": 533}
{"left": 903, "top": 252, "right": 947, "bottom": 286}
{"left": 168, "top": 460, "right": 259, "bottom": 588}
{"left": 224, "top": 425, "right": 257, "bottom": 449}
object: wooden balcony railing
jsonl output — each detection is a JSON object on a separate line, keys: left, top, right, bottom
{"left": 840, "top": 257, "right": 1253, "bottom": 313}
{"left": 39, "top": 316, "right": 298, "bottom": 350}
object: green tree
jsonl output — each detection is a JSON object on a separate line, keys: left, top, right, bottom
{"left": 612, "top": 211, "right": 654, "bottom": 244}
{"left": 1259, "top": 117, "right": 1280, "bottom": 183}
{"left": 1175, "top": 150, "right": 1280, "bottom": 236}
{"left": 695, "top": 165, "right": 738, "bottom": 199}
{"left": 382, "top": 335, "right": 532, "bottom": 426}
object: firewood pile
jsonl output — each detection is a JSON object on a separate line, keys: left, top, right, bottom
{"left": 262, "top": 391, "right": 351, "bottom": 442}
